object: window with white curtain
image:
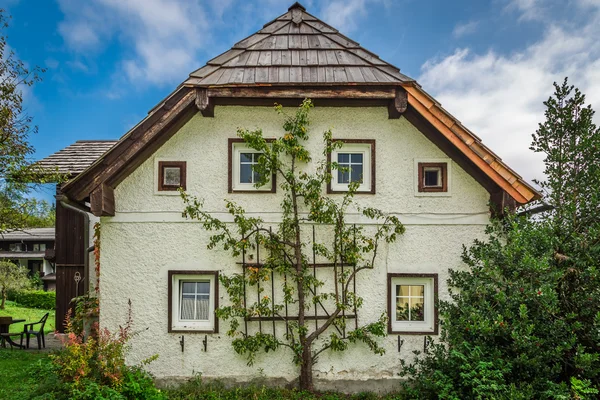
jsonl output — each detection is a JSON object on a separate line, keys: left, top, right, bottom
{"left": 169, "top": 271, "right": 218, "bottom": 332}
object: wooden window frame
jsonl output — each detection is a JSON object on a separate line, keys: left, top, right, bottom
{"left": 418, "top": 162, "right": 447, "bottom": 193}
{"left": 168, "top": 270, "right": 219, "bottom": 333}
{"left": 158, "top": 161, "right": 187, "bottom": 191}
{"left": 327, "top": 139, "right": 376, "bottom": 194}
{"left": 228, "top": 138, "right": 276, "bottom": 193}
{"left": 387, "top": 273, "right": 438, "bottom": 335}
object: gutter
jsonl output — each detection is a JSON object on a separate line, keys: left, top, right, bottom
{"left": 56, "top": 194, "right": 94, "bottom": 295}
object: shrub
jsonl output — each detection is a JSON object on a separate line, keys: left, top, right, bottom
{"left": 30, "top": 301, "right": 164, "bottom": 400}
{"left": 13, "top": 289, "right": 55, "bottom": 309}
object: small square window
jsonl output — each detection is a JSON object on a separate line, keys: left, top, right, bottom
{"left": 158, "top": 161, "right": 186, "bottom": 191}
{"left": 388, "top": 274, "right": 438, "bottom": 334}
{"left": 418, "top": 162, "right": 447, "bottom": 193}
{"left": 228, "top": 139, "right": 276, "bottom": 193}
{"left": 33, "top": 244, "right": 46, "bottom": 252}
{"left": 168, "top": 271, "right": 219, "bottom": 333}
{"left": 9, "top": 243, "right": 24, "bottom": 252}
{"left": 328, "top": 140, "right": 375, "bottom": 194}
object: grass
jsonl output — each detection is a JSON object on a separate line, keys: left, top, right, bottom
{"left": 0, "top": 349, "right": 47, "bottom": 400}
{"left": 0, "top": 300, "right": 55, "bottom": 334}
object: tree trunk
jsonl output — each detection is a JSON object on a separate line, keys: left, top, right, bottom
{"left": 299, "top": 341, "right": 314, "bottom": 391}
{"left": 1, "top": 289, "right": 5, "bottom": 310}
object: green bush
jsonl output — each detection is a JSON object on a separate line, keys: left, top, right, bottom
{"left": 13, "top": 290, "right": 55, "bottom": 309}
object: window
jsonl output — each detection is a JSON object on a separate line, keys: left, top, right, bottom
{"left": 228, "top": 138, "right": 276, "bottom": 193}
{"left": 168, "top": 271, "right": 218, "bottom": 333}
{"left": 158, "top": 161, "right": 186, "bottom": 192}
{"left": 418, "top": 162, "right": 447, "bottom": 193}
{"left": 33, "top": 244, "right": 46, "bottom": 252}
{"left": 388, "top": 274, "right": 438, "bottom": 334}
{"left": 328, "top": 139, "right": 375, "bottom": 194}
{"left": 9, "top": 243, "right": 24, "bottom": 252}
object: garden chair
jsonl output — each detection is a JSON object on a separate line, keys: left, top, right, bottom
{"left": 0, "top": 316, "right": 24, "bottom": 349}
{"left": 24, "top": 313, "right": 49, "bottom": 350}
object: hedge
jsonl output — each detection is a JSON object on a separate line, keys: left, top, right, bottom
{"left": 12, "top": 290, "right": 56, "bottom": 310}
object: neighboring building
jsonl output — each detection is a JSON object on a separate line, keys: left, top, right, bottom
{"left": 0, "top": 228, "right": 56, "bottom": 290}
{"left": 39, "top": 3, "right": 540, "bottom": 391}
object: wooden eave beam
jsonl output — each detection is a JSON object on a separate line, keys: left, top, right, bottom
{"left": 388, "top": 87, "right": 408, "bottom": 119}
{"left": 63, "top": 88, "right": 197, "bottom": 202}
{"left": 90, "top": 184, "right": 115, "bottom": 217}
{"left": 404, "top": 89, "right": 532, "bottom": 204}
{"left": 195, "top": 88, "right": 214, "bottom": 117}
{"left": 205, "top": 86, "right": 397, "bottom": 99}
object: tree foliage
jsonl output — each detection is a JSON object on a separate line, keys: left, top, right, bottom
{"left": 0, "top": 260, "right": 30, "bottom": 310}
{"left": 181, "top": 100, "right": 404, "bottom": 390}
{"left": 0, "top": 10, "right": 57, "bottom": 234}
{"left": 401, "top": 79, "right": 600, "bottom": 399}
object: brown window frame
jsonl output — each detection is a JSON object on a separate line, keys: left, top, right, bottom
{"left": 418, "top": 162, "right": 447, "bottom": 193}
{"left": 168, "top": 270, "right": 219, "bottom": 334}
{"left": 327, "top": 139, "right": 376, "bottom": 194}
{"left": 228, "top": 138, "right": 277, "bottom": 194}
{"left": 387, "top": 273, "right": 438, "bottom": 335}
{"left": 158, "top": 161, "right": 187, "bottom": 191}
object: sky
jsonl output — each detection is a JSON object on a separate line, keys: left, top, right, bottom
{"left": 3, "top": 0, "right": 600, "bottom": 202}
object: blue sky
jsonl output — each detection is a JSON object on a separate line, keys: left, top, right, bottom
{"left": 3, "top": 0, "right": 600, "bottom": 201}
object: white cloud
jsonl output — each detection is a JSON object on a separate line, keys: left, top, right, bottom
{"left": 452, "top": 21, "right": 479, "bottom": 38}
{"left": 506, "top": 0, "right": 544, "bottom": 21}
{"left": 57, "top": 0, "right": 214, "bottom": 86}
{"left": 419, "top": 2, "right": 600, "bottom": 185}
{"left": 320, "top": 0, "right": 373, "bottom": 34}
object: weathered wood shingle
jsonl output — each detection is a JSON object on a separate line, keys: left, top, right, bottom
{"left": 36, "top": 140, "right": 117, "bottom": 175}
{"left": 186, "top": 2, "right": 412, "bottom": 86}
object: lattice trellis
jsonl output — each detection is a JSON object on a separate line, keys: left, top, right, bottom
{"left": 238, "top": 225, "right": 359, "bottom": 339}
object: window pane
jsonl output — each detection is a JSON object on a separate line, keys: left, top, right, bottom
{"left": 396, "top": 297, "right": 410, "bottom": 321}
{"left": 180, "top": 295, "right": 195, "bottom": 320}
{"left": 253, "top": 170, "right": 261, "bottom": 183}
{"left": 350, "top": 164, "right": 363, "bottom": 183}
{"left": 424, "top": 168, "right": 440, "bottom": 187}
{"left": 338, "top": 153, "right": 349, "bottom": 163}
{"left": 397, "top": 285, "right": 409, "bottom": 297}
{"left": 40, "top": 244, "right": 46, "bottom": 251}
{"left": 338, "top": 169, "right": 349, "bottom": 184}
{"left": 411, "top": 285, "right": 424, "bottom": 297}
{"left": 196, "top": 295, "right": 210, "bottom": 320}
{"left": 351, "top": 153, "right": 363, "bottom": 164}
{"left": 240, "top": 153, "right": 253, "bottom": 163}
{"left": 163, "top": 167, "right": 181, "bottom": 186}
{"left": 240, "top": 164, "right": 253, "bottom": 183}
{"left": 197, "top": 282, "right": 210, "bottom": 295}
{"left": 410, "top": 297, "right": 425, "bottom": 321}
{"left": 181, "top": 282, "right": 195, "bottom": 294}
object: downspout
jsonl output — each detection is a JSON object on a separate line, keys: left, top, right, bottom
{"left": 56, "top": 194, "right": 93, "bottom": 295}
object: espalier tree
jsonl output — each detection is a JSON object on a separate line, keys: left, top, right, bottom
{"left": 181, "top": 100, "right": 404, "bottom": 390}
{"left": 400, "top": 79, "right": 600, "bottom": 399}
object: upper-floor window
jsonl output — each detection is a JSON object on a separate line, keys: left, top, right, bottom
{"left": 328, "top": 139, "right": 375, "bottom": 194}
{"left": 415, "top": 159, "right": 451, "bottom": 196}
{"left": 158, "top": 161, "right": 186, "bottom": 192}
{"left": 9, "top": 243, "right": 24, "bottom": 252}
{"left": 33, "top": 244, "right": 46, "bottom": 252}
{"left": 228, "top": 138, "right": 276, "bottom": 193}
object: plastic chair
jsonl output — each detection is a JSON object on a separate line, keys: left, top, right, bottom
{"left": 24, "top": 313, "right": 49, "bottom": 350}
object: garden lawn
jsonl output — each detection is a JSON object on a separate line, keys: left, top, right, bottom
{"left": 0, "top": 349, "right": 47, "bottom": 400}
{"left": 0, "top": 300, "right": 55, "bottom": 334}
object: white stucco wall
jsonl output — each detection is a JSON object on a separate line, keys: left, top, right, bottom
{"left": 99, "top": 105, "right": 489, "bottom": 388}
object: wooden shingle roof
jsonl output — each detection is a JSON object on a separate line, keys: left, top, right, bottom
{"left": 184, "top": 2, "right": 413, "bottom": 87}
{"left": 37, "top": 140, "right": 118, "bottom": 176}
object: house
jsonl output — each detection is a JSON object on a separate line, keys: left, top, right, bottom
{"left": 39, "top": 3, "right": 539, "bottom": 391}
{"left": 0, "top": 228, "right": 56, "bottom": 291}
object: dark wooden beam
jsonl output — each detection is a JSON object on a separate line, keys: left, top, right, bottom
{"left": 90, "top": 184, "right": 115, "bottom": 217}
{"left": 195, "top": 88, "right": 214, "bottom": 117}
{"left": 206, "top": 85, "right": 397, "bottom": 99}
{"left": 388, "top": 87, "right": 408, "bottom": 119}
{"left": 490, "top": 190, "right": 517, "bottom": 218}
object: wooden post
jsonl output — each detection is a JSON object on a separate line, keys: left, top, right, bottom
{"left": 388, "top": 87, "right": 408, "bottom": 119}
{"left": 195, "top": 88, "right": 214, "bottom": 117}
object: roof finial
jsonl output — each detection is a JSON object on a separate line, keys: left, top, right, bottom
{"left": 288, "top": 2, "right": 306, "bottom": 12}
